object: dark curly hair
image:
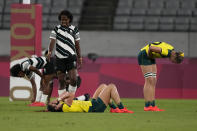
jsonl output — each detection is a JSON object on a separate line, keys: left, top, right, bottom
{"left": 10, "top": 64, "right": 22, "bottom": 77}
{"left": 47, "top": 104, "right": 62, "bottom": 112}
{"left": 175, "top": 51, "right": 184, "bottom": 64}
{"left": 58, "top": 10, "right": 73, "bottom": 23}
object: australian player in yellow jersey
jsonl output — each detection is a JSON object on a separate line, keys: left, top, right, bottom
{"left": 138, "top": 42, "right": 184, "bottom": 111}
{"left": 47, "top": 83, "right": 134, "bottom": 113}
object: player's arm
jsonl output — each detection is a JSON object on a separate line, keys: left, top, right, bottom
{"left": 57, "top": 91, "right": 75, "bottom": 106}
{"left": 75, "top": 40, "right": 82, "bottom": 68}
{"left": 29, "top": 66, "right": 43, "bottom": 77}
{"left": 148, "top": 46, "right": 162, "bottom": 58}
{"left": 29, "top": 66, "right": 47, "bottom": 89}
{"left": 47, "top": 38, "right": 56, "bottom": 61}
{"left": 29, "top": 77, "right": 37, "bottom": 102}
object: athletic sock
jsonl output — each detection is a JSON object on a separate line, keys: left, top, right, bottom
{"left": 75, "top": 95, "right": 86, "bottom": 101}
{"left": 109, "top": 102, "right": 117, "bottom": 109}
{"left": 40, "top": 94, "right": 48, "bottom": 104}
{"left": 117, "top": 102, "right": 124, "bottom": 109}
{"left": 58, "top": 89, "right": 66, "bottom": 96}
{"left": 35, "top": 91, "right": 43, "bottom": 102}
{"left": 150, "top": 100, "right": 155, "bottom": 107}
{"left": 145, "top": 101, "right": 151, "bottom": 107}
{"left": 68, "top": 84, "right": 77, "bottom": 92}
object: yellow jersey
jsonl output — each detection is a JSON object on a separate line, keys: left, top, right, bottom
{"left": 62, "top": 100, "right": 92, "bottom": 113}
{"left": 141, "top": 42, "right": 174, "bottom": 58}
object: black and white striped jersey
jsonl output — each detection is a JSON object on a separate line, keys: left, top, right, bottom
{"left": 21, "top": 56, "right": 47, "bottom": 73}
{"left": 50, "top": 24, "right": 80, "bottom": 59}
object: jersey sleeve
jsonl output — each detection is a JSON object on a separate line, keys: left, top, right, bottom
{"left": 161, "top": 48, "right": 170, "bottom": 56}
{"left": 73, "top": 27, "right": 80, "bottom": 41}
{"left": 50, "top": 26, "right": 58, "bottom": 40}
{"left": 21, "top": 61, "right": 31, "bottom": 72}
{"left": 30, "top": 56, "right": 47, "bottom": 69}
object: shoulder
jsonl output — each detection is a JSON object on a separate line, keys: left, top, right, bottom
{"left": 69, "top": 25, "right": 75, "bottom": 30}
{"left": 69, "top": 25, "right": 79, "bottom": 32}
{"left": 53, "top": 25, "right": 61, "bottom": 31}
{"left": 56, "top": 25, "right": 61, "bottom": 28}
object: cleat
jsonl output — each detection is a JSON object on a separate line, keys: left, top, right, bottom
{"left": 152, "top": 106, "right": 165, "bottom": 111}
{"left": 28, "top": 102, "right": 46, "bottom": 107}
{"left": 144, "top": 106, "right": 153, "bottom": 111}
{"left": 110, "top": 108, "right": 124, "bottom": 113}
{"left": 28, "top": 102, "right": 39, "bottom": 107}
{"left": 119, "top": 107, "right": 134, "bottom": 113}
{"left": 36, "top": 102, "right": 46, "bottom": 107}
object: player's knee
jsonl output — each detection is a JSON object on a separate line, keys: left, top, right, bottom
{"left": 69, "top": 77, "right": 77, "bottom": 86}
{"left": 108, "top": 83, "right": 115, "bottom": 87}
{"left": 99, "top": 84, "right": 107, "bottom": 87}
{"left": 108, "top": 83, "right": 116, "bottom": 89}
{"left": 146, "top": 77, "right": 154, "bottom": 85}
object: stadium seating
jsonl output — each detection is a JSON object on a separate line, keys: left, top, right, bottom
{"left": 114, "top": 0, "right": 197, "bottom": 32}
{"left": 0, "top": 0, "right": 197, "bottom": 31}
{"left": 0, "top": 0, "right": 84, "bottom": 30}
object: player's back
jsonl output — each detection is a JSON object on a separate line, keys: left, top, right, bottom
{"left": 141, "top": 42, "right": 174, "bottom": 58}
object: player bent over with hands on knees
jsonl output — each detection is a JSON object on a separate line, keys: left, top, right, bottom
{"left": 138, "top": 42, "right": 184, "bottom": 111}
{"left": 47, "top": 84, "right": 134, "bottom": 113}
{"left": 10, "top": 56, "right": 48, "bottom": 103}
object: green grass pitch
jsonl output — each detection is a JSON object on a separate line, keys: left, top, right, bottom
{"left": 0, "top": 97, "right": 197, "bottom": 131}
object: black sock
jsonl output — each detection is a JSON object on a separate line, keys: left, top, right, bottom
{"left": 73, "top": 97, "right": 78, "bottom": 100}
{"left": 109, "top": 102, "right": 117, "bottom": 109}
{"left": 145, "top": 101, "right": 151, "bottom": 107}
{"left": 117, "top": 102, "right": 124, "bottom": 109}
{"left": 151, "top": 100, "right": 155, "bottom": 107}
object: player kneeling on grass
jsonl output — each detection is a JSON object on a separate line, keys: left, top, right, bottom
{"left": 47, "top": 84, "right": 134, "bottom": 113}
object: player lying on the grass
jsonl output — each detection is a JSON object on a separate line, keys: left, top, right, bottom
{"left": 30, "top": 72, "right": 90, "bottom": 106}
{"left": 10, "top": 56, "right": 47, "bottom": 103}
{"left": 47, "top": 83, "right": 134, "bottom": 113}
{"left": 29, "top": 50, "right": 89, "bottom": 106}
{"left": 138, "top": 42, "right": 184, "bottom": 111}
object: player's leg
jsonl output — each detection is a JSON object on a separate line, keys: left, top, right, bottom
{"left": 41, "top": 74, "right": 55, "bottom": 104}
{"left": 57, "top": 71, "right": 66, "bottom": 94}
{"left": 92, "top": 84, "right": 117, "bottom": 112}
{"left": 92, "top": 84, "right": 108, "bottom": 99}
{"left": 67, "top": 68, "right": 77, "bottom": 92}
{"left": 150, "top": 64, "right": 164, "bottom": 111}
{"left": 140, "top": 65, "right": 155, "bottom": 110}
{"left": 66, "top": 68, "right": 77, "bottom": 103}
{"left": 56, "top": 58, "right": 67, "bottom": 96}
{"left": 47, "top": 81, "right": 53, "bottom": 103}
{"left": 151, "top": 64, "right": 157, "bottom": 105}
{"left": 98, "top": 84, "right": 134, "bottom": 113}
{"left": 141, "top": 64, "right": 164, "bottom": 111}
{"left": 28, "top": 77, "right": 44, "bottom": 107}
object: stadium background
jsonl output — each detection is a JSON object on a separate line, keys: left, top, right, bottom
{"left": 0, "top": 0, "right": 197, "bottom": 99}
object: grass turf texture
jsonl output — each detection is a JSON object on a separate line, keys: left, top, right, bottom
{"left": 0, "top": 97, "right": 197, "bottom": 131}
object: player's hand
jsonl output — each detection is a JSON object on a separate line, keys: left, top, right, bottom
{"left": 77, "top": 57, "right": 82, "bottom": 69}
{"left": 47, "top": 51, "right": 52, "bottom": 62}
{"left": 52, "top": 99, "right": 58, "bottom": 104}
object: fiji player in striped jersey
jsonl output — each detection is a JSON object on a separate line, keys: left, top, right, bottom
{"left": 10, "top": 56, "right": 48, "bottom": 102}
{"left": 47, "top": 10, "right": 82, "bottom": 106}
